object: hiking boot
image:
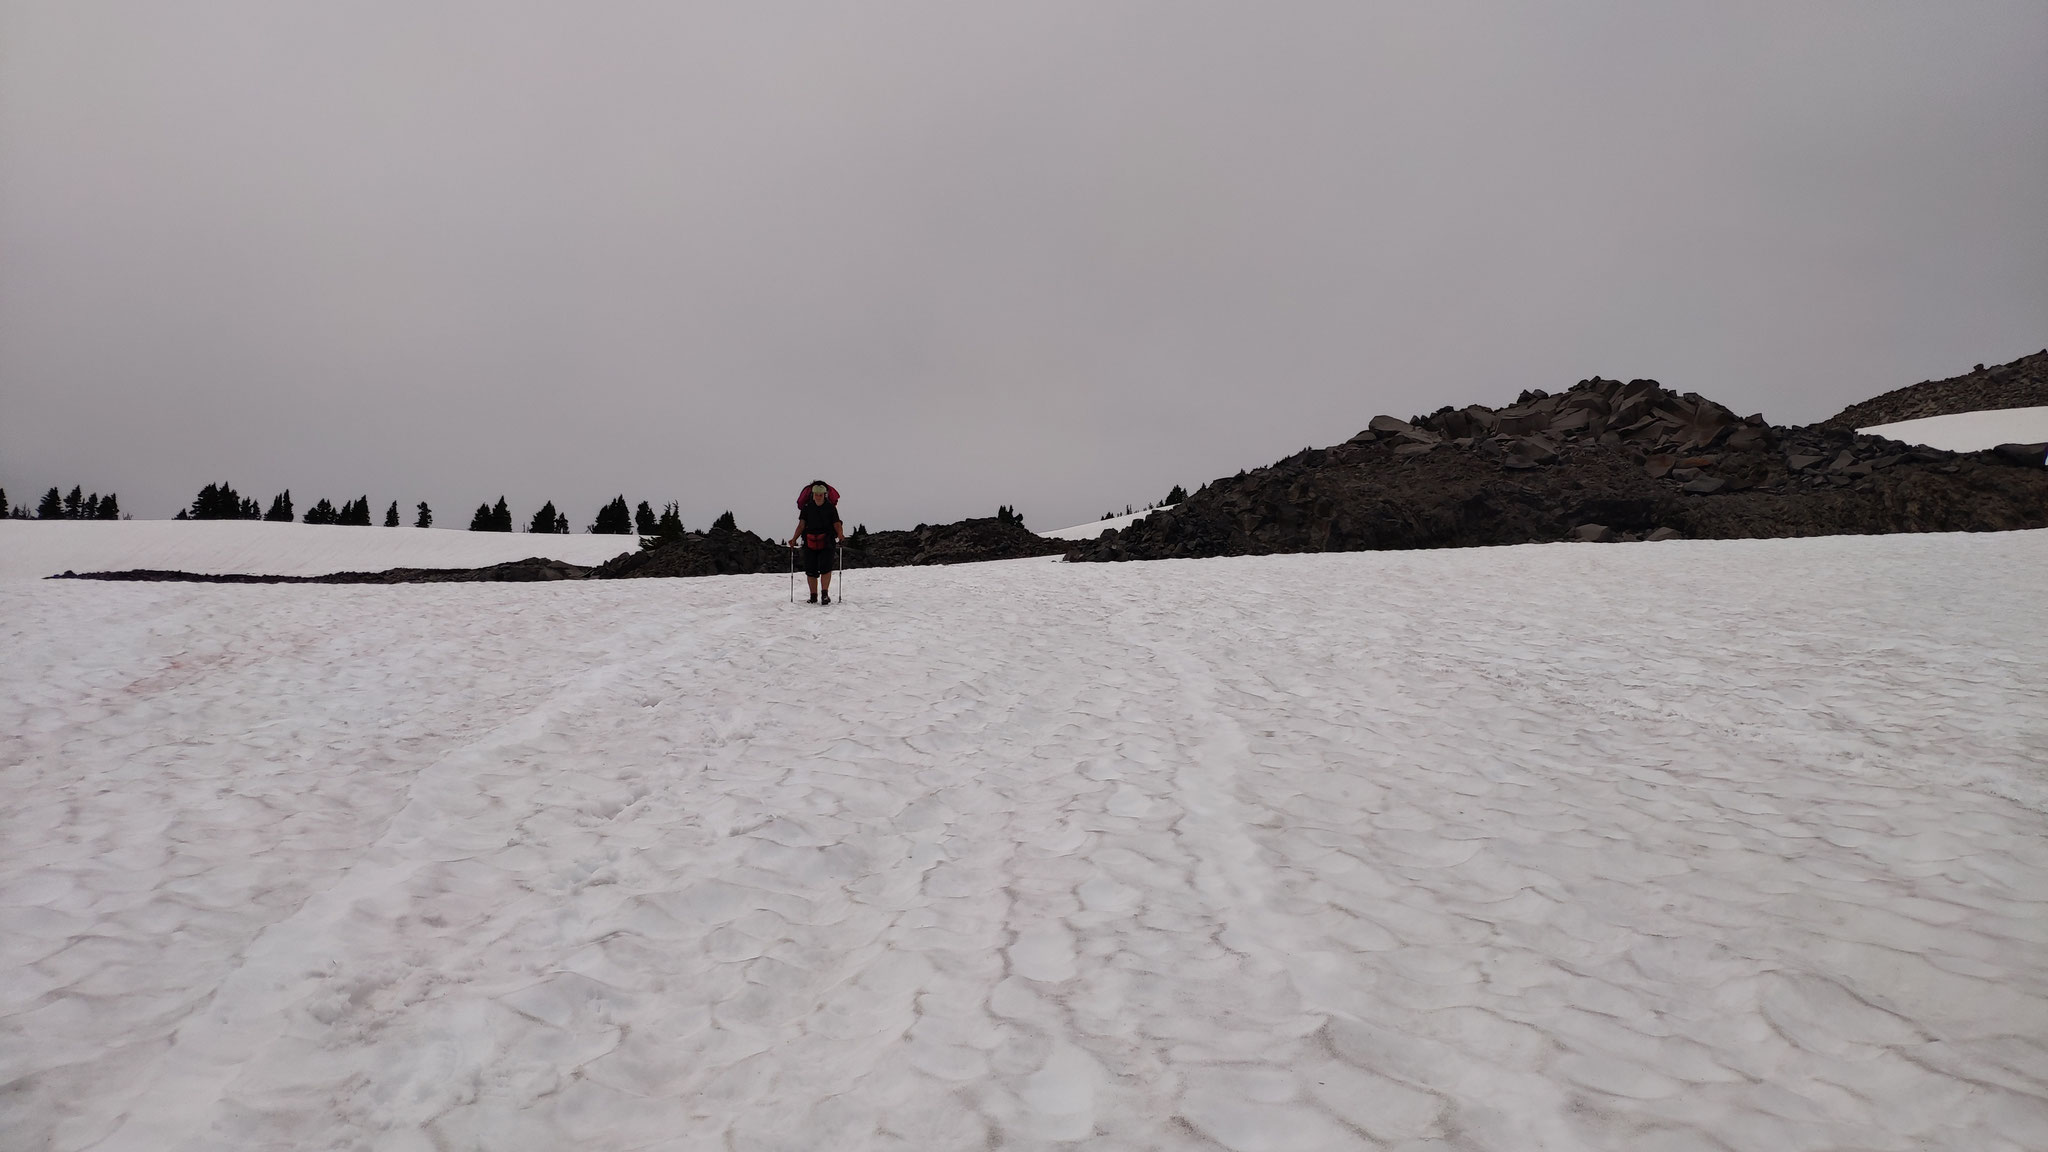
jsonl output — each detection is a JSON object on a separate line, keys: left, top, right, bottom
{"left": 820, "top": 592, "right": 831, "bottom": 605}
{"left": 807, "top": 592, "right": 818, "bottom": 603}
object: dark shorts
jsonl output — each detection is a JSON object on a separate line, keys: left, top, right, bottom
{"left": 803, "top": 543, "right": 838, "bottom": 577}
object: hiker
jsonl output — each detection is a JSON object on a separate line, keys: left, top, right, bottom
{"left": 789, "top": 480, "right": 844, "bottom": 604}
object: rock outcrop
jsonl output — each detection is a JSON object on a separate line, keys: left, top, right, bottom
{"left": 586, "top": 515, "right": 1067, "bottom": 579}
{"left": 1826, "top": 349, "right": 2048, "bottom": 429}
{"left": 1068, "top": 360, "right": 2048, "bottom": 563}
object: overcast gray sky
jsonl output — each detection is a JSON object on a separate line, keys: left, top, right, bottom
{"left": 3, "top": 2, "right": 2044, "bottom": 533}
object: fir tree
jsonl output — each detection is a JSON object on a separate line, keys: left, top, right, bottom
{"left": 264, "top": 491, "right": 294, "bottom": 522}
{"left": 492, "top": 497, "right": 512, "bottom": 532}
{"left": 415, "top": 502, "right": 433, "bottom": 529}
{"left": 711, "top": 510, "right": 738, "bottom": 532}
{"left": 555, "top": 510, "right": 568, "bottom": 533}
{"left": 174, "top": 510, "right": 188, "bottom": 520}
{"left": 638, "top": 502, "right": 686, "bottom": 550}
{"left": 634, "top": 500, "right": 658, "bottom": 535}
{"left": 303, "top": 498, "right": 339, "bottom": 525}
{"left": 335, "top": 496, "right": 370, "bottom": 526}
{"left": 469, "top": 502, "right": 494, "bottom": 531}
{"left": 38, "top": 487, "right": 63, "bottom": 519}
{"left": 1164, "top": 484, "right": 1188, "bottom": 505}
{"left": 529, "top": 501, "right": 562, "bottom": 534}
{"left": 63, "top": 486, "right": 84, "bottom": 518}
{"left": 589, "top": 495, "right": 632, "bottom": 534}
{"left": 384, "top": 501, "right": 399, "bottom": 527}
{"left": 97, "top": 493, "right": 121, "bottom": 520}
{"left": 83, "top": 494, "right": 100, "bottom": 519}
{"left": 189, "top": 482, "right": 250, "bottom": 520}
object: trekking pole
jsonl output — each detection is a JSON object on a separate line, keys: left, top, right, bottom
{"left": 788, "top": 544, "right": 795, "bottom": 603}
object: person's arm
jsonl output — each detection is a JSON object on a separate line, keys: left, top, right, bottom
{"left": 836, "top": 515, "right": 845, "bottom": 543}
{"left": 789, "top": 519, "right": 803, "bottom": 547}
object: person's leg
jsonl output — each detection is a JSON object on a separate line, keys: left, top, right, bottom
{"left": 805, "top": 573, "right": 819, "bottom": 601}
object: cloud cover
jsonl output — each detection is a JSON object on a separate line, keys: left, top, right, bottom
{"left": 3, "top": 1, "right": 2044, "bottom": 532}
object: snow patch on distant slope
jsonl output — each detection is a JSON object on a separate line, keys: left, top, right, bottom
{"left": 0, "top": 519, "right": 639, "bottom": 581}
{"left": 1860, "top": 405, "right": 2048, "bottom": 454}
{"left": 1041, "top": 505, "right": 1178, "bottom": 541}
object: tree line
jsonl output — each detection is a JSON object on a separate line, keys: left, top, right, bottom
{"left": 2, "top": 479, "right": 723, "bottom": 541}
{"left": 49, "top": 481, "right": 700, "bottom": 538}
{"left": 1099, "top": 484, "right": 1186, "bottom": 522}
{"left": 3, "top": 486, "right": 125, "bottom": 520}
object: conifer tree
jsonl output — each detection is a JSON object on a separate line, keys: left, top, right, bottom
{"left": 415, "top": 502, "right": 433, "bottom": 529}
{"left": 589, "top": 495, "right": 632, "bottom": 534}
{"left": 1164, "top": 484, "right": 1188, "bottom": 505}
{"left": 469, "top": 502, "right": 493, "bottom": 531}
{"left": 0, "top": 488, "right": 6, "bottom": 518}
{"left": 634, "top": 501, "right": 658, "bottom": 534}
{"left": 189, "top": 482, "right": 250, "bottom": 520}
{"left": 334, "top": 496, "right": 369, "bottom": 526}
{"left": 83, "top": 494, "right": 100, "bottom": 519}
{"left": 555, "top": 510, "right": 568, "bottom": 533}
{"left": 529, "top": 501, "right": 561, "bottom": 534}
{"left": 492, "top": 497, "right": 513, "bottom": 532}
{"left": 97, "top": 493, "right": 121, "bottom": 520}
{"left": 384, "top": 501, "right": 399, "bottom": 527}
{"left": 63, "top": 486, "right": 84, "bottom": 518}
{"left": 712, "top": 510, "right": 738, "bottom": 532}
{"left": 304, "top": 498, "right": 339, "bottom": 525}
{"left": 264, "top": 491, "right": 294, "bottom": 522}
{"left": 38, "top": 487, "right": 63, "bottom": 519}
{"left": 638, "top": 502, "right": 686, "bottom": 550}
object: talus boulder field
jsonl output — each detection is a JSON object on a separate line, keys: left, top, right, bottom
{"left": 1825, "top": 348, "right": 2048, "bottom": 429}
{"left": 1069, "top": 354, "right": 2048, "bottom": 563}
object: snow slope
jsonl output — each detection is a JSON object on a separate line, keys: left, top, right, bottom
{"left": 1860, "top": 404, "right": 2048, "bottom": 454}
{"left": 1041, "top": 504, "right": 1179, "bottom": 541}
{"left": 0, "top": 519, "right": 639, "bottom": 582}
{"left": 4, "top": 533, "right": 2046, "bottom": 1151}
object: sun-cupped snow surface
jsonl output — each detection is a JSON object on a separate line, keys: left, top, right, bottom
{"left": 1041, "top": 504, "right": 1180, "bottom": 541}
{"left": 1860, "top": 405, "right": 2048, "bottom": 454}
{"left": 0, "top": 519, "right": 640, "bottom": 582}
{"left": 4, "top": 533, "right": 2047, "bottom": 1151}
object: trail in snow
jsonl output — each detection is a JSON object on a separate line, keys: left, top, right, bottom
{"left": 2, "top": 534, "right": 2046, "bottom": 1151}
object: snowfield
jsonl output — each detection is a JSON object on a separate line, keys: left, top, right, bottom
{"left": 1041, "top": 505, "right": 1181, "bottom": 541}
{"left": 4, "top": 532, "right": 2046, "bottom": 1151}
{"left": 1859, "top": 405, "right": 2048, "bottom": 454}
{"left": 0, "top": 519, "right": 639, "bottom": 582}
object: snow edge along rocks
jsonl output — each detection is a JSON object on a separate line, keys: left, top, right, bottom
{"left": 1068, "top": 351, "right": 2048, "bottom": 563}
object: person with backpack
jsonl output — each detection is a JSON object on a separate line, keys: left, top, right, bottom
{"left": 788, "top": 480, "right": 844, "bottom": 604}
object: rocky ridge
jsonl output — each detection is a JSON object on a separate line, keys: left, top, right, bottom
{"left": 1069, "top": 361, "right": 2048, "bottom": 562}
{"left": 1826, "top": 349, "right": 2048, "bottom": 429}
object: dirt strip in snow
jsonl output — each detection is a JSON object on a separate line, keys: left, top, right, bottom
{"left": 2, "top": 533, "right": 2045, "bottom": 1151}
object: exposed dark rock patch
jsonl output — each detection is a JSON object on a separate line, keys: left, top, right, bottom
{"left": 52, "top": 557, "right": 596, "bottom": 583}
{"left": 1825, "top": 349, "right": 2048, "bottom": 429}
{"left": 845, "top": 517, "right": 1070, "bottom": 569}
{"left": 589, "top": 516, "right": 1067, "bottom": 579}
{"left": 1069, "top": 358, "right": 2048, "bottom": 563}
